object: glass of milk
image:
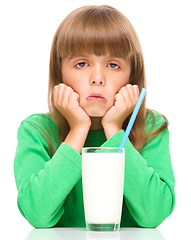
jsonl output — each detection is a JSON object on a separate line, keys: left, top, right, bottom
{"left": 82, "top": 147, "right": 125, "bottom": 231}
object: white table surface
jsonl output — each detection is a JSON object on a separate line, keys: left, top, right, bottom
{"left": 23, "top": 227, "right": 167, "bottom": 240}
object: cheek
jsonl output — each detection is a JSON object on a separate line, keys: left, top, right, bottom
{"left": 110, "top": 72, "right": 130, "bottom": 92}
{"left": 62, "top": 73, "right": 77, "bottom": 90}
{"left": 109, "top": 81, "right": 123, "bottom": 96}
{"left": 62, "top": 70, "right": 87, "bottom": 93}
{"left": 120, "top": 72, "right": 130, "bottom": 86}
{"left": 68, "top": 82, "right": 81, "bottom": 95}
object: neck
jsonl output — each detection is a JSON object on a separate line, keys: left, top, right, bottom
{"left": 90, "top": 117, "right": 103, "bottom": 131}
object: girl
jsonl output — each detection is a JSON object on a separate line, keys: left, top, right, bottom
{"left": 14, "top": 5, "right": 175, "bottom": 228}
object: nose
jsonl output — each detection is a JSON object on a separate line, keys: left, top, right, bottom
{"left": 89, "top": 67, "right": 106, "bottom": 86}
{"left": 91, "top": 79, "right": 104, "bottom": 85}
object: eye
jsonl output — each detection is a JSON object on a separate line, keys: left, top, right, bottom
{"left": 107, "top": 63, "right": 120, "bottom": 70}
{"left": 75, "top": 62, "right": 89, "bottom": 68}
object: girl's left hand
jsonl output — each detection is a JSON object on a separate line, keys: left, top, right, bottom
{"left": 102, "top": 84, "right": 139, "bottom": 139}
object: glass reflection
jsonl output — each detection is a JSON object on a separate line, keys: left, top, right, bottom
{"left": 24, "top": 228, "right": 167, "bottom": 240}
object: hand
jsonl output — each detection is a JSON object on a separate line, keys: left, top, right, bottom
{"left": 53, "top": 83, "right": 91, "bottom": 131}
{"left": 53, "top": 83, "right": 91, "bottom": 153}
{"left": 102, "top": 84, "right": 139, "bottom": 139}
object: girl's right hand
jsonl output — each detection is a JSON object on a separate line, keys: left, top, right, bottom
{"left": 53, "top": 83, "right": 91, "bottom": 131}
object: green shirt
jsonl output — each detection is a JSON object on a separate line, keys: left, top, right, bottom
{"left": 14, "top": 110, "right": 175, "bottom": 228}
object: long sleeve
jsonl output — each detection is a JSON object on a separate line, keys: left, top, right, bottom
{"left": 14, "top": 120, "right": 82, "bottom": 228}
{"left": 101, "top": 128, "right": 175, "bottom": 228}
{"left": 14, "top": 112, "right": 175, "bottom": 228}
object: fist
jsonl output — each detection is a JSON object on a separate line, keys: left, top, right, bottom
{"left": 53, "top": 83, "right": 91, "bottom": 130}
{"left": 102, "top": 84, "right": 139, "bottom": 138}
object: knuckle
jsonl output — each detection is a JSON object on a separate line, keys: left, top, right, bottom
{"left": 126, "top": 84, "right": 132, "bottom": 89}
{"left": 66, "top": 86, "right": 71, "bottom": 91}
{"left": 66, "top": 85, "right": 73, "bottom": 92}
{"left": 133, "top": 85, "right": 139, "bottom": 93}
{"left": 119, "top": 87, "right": 125, "bottom": 93}
{"left": 58, "top": 83, "right": 64, "bottom": 88}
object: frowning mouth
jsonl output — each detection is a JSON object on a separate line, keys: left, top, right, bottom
{"left": 86, "top": 93, "right": 107, "bottom": 103}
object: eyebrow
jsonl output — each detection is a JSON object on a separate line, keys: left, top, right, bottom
{"left": 68, "top": 54, "right": 88, "bottom": 60}
{"left": 68, "top": 54, "right": 127, "bottom": 60}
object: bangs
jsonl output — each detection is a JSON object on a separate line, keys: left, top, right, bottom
{"left": 57, "top": 6, "right": 136, "bottom": 59}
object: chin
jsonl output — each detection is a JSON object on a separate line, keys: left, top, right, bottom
{"left": 89, "top": 112, "right": 105, "bottom": 117}
{"left": 86, "top": 109, "right": 106, "bottom": 117}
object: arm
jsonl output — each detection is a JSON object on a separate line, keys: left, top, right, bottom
{"left": 101, "top": 128, "right": 175, "bottom": 228}
{"left": 14, "top": 120, "right": 82, "bottom": 228}
{"left": 14, "top": 84, "right": 91, "bottom": 228}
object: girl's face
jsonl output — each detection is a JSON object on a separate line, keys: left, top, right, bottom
{"left": 61, "top": 54, "right": 131, "bottom": 117}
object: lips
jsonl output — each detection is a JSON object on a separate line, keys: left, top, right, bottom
{"left": 86, "top": 93, "right": 107, "bottom": 103}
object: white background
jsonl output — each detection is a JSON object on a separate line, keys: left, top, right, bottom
{"left": 0, "top": 0, "right": 190, "bottom": 239}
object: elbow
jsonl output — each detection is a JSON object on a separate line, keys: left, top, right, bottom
{"left": 135, "top": 206, "right": 174, "bottom": 229}
{"left": 137, "top": 192, "right": 175, "bottom": 228}
{"left": 16, "top": 180, "right": 65, "bottom": 228}
{"left": 26, "top": 213, "right": 58, "bottom": 229}
{"left": 27, "top": 211, "right": 56, "bottom": 228}
{"left": 30, "top": 219, "right": 55, "bottom": 229}
{"left": 17, "top": 201, "right": 61, "bottom": 229}
{"left": 19, "top": 208, "right": 56, "bottom": 229}
{"left": 137, "top": 218, "right": 162, "bottom": 229}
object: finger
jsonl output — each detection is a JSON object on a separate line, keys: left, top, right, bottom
{"left": 53, "top": 85, "right": 58, "bottom": 106}
{"left": 56, "top": 83, "right": 67, "bottom": 106}
{"left": 119, "top": 85, "right": 132, "bottom": 105}
{"left": 132, "top": 85, "right": 139, "bottom": 102}
{"left": 127, "top": 84, "right": 135, "bottom": 103}
{"left": 68, "top": 91, "right": 80, "bottom": 108}
{"left": 126, "top": 84, "right": 139, "bottom": 105}
{"left": 114, "top": 92, "right": 126, "bottom": 108}
{"left": 61, "top": 85, "right": 74, "bottom": 106}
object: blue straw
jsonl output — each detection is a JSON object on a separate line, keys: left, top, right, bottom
{"left": 118, "top": 88, "right": 147, "bottom": 153}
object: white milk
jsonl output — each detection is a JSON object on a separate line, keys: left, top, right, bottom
{"left": 82, "top": 152, "right": 124, "bottom": 224}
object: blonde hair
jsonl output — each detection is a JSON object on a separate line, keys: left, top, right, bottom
{"left": 48, "top": 5, "right": 167, "bottom": 155}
